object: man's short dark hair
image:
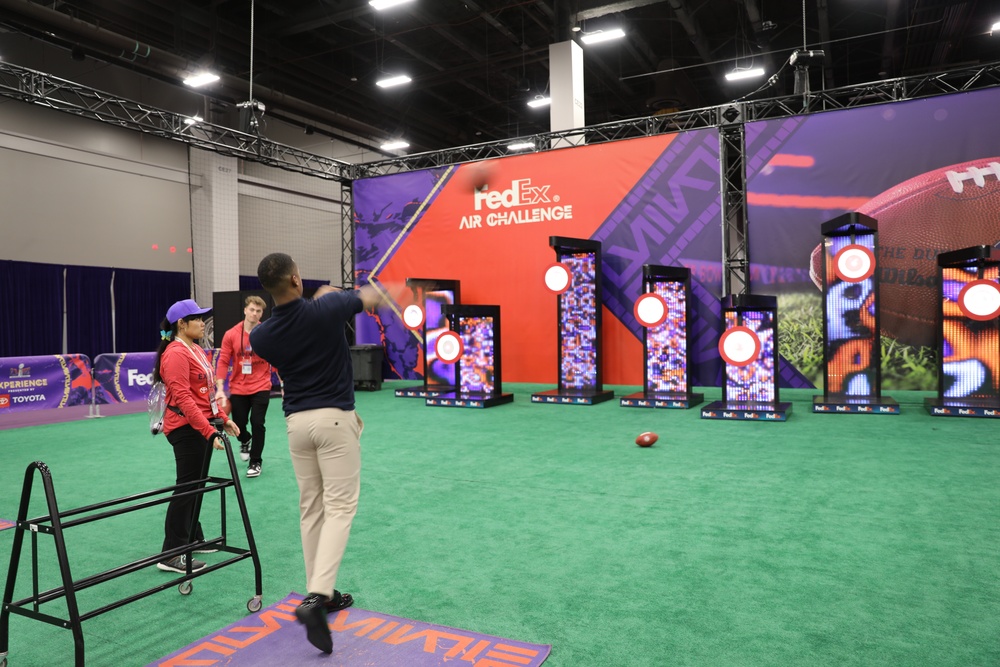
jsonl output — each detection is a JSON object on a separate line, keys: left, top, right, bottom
{"left": 258, "top": 253, "right": 295, "bottom": 292}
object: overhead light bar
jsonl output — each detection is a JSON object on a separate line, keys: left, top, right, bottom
{"left": 527, "top": 96, "right": 551, "bottom": 108}
{"left": 992, "top": 21, "right": 1000, "bottom": 34}
{"left": 381, "top": 140, "right": 410, "bottom": 151}
{"left": 183, "top": 115, "right": 203, "bottom": 126}
{"left": 370, "top": 0, "right": 415, "bottom": 10}
{"left": 183, "top": 72, "right": 220, "bottom": 88}
{"left": 376, "top": 74, "right": 412, "bottom": 88}
{"left": 507, "top": 142, "right": 534, "bottom": 152}
{"left": 725, "top": 67, "right": 766, "bottom": 81}
{"left": 580, "top": 28, "right": 626, "bottom": 45}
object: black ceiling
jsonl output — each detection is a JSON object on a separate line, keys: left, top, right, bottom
{"left": 1, "top": 0, "right": 998, "bottom": 154}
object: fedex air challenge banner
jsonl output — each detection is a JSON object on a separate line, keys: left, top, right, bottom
{"left": 354, "top": 131, "right": 729, "bottom": 385}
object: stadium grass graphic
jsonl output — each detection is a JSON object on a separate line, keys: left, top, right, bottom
{"left": 777, "top": 291, "right": 937, "bottom": 391}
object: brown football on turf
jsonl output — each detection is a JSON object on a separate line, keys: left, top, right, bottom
{"left": 635, "top": 432, "right": 658, "bottom": 447}
{"left": 810, "top": 157, "right": 1000, "bottom": 347}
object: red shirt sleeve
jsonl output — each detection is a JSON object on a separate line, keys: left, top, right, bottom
{"left": 215, "top": 325, "right": 236, "bottom": 383}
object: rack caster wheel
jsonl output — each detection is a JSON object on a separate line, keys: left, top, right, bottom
{"left": 179, "top": 581, "right": 193, "bottom": 595}
{"left": 247, "top": 595, "right": 263, "bottom": 612}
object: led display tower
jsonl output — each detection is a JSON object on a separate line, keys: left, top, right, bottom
{"left": 926, "top": 245, "right": 1000, "bottom": 418}
{"left": 621, "top": 264, "right": 703, "bottom": 409}
{"left": 702, "top": 294, "right": 791, "bottom": 421}
{"left": 395, "top": 278, "right": 461, "bottom": 398}
{"left": 425, "top": 304, "right": 513, "bottom": 408}
{"left": 532, "top": 237, "right": 614, "bottom": 405}
{"left": 813, "top": 212, "right": 898, "bottom": 414}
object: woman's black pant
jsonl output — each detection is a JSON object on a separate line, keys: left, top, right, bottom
{"left": 162, "top": 424, "right": 213, "bottom": 552}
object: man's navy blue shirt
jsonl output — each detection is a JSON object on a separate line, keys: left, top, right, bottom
{"left": 249, "top": 292, "right": 363, "bottom": 416}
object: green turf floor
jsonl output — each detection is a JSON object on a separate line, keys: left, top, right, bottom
{"left": 1, "top": 383, "right": 999, "bottom": 666}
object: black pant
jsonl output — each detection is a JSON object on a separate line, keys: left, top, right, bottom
{"left": 162, "top": 425, "right": 213, "bottom": 552}
{"left": 230, "top": 390, "right": 270, "bottom": 465}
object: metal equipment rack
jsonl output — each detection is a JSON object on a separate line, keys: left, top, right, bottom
{"left": 0, "top": 425, "right": 263, "bottom": 667}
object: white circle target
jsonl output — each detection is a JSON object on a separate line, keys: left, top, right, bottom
{"left": 719, "top": 326, "right": 761, "bottom": 367}
{"left": 958, "top": 280, "right": 1000, "bottom": 321}
{"left": 435, "top": 331, "right": 464, "bottom": 364}
{"left": 402, "top": 304, "right": 425, "bottom": 330}
{"left": 544, "top": 263, "right": 572, "bottom": 294}
{"left": 833, "top": 244, "right": 875, "bottom": 283}
{"left": 634, "top": 293, "right": 668, "bottom": 328}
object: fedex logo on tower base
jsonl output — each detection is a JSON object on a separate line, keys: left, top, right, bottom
{"left": 460, "top": 178, "right": 573, "bottom": 230}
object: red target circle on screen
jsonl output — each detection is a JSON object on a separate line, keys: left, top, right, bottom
{"left": 719, "top": 326, "right": 761, "bottom": 367}
{"left": 544, "top": 263, "right": 572, "bottom": 294}
{"left": 958, "top": 279, "right": 1000, "bottom": 321}
{"left": 833, "top": 245, "right": 876, "bottom": 283}
{"left": 402, "top": 304, "right": 425, "bottom": 330}
{"left": 435, "top": 331, "right": 464, "bottom": 364}
{"left": 633, "top": 293, "right": 668, "bottom": 328}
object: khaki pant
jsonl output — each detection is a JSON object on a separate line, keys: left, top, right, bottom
{"left": 285, "top": 408, "right": 363, "bottom": 597}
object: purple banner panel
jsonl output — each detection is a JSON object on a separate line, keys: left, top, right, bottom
{"left": 148, "top": 592, "right": 551, "bottom": 667}
{"left": 94, "top": 349, "right": 221, "bottom": 404}
{"left": 0, "top": 519, "right": 14, "bottom": 531}
{"left": 0, "top": 355, "right": 93, "bottom": 413}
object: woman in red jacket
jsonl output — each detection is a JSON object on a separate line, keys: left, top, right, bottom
{"left": 152, "top": 299, "right": 239, "bottom": 573}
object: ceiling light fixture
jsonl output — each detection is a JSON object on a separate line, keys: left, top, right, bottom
{"left": 725, "top": 67, "right": 766, "bottom": 81}
{"left": 183, "top": 72, "right": 220, "bottom": 88}
{"left": 376, "top": 74, "right": 412, "bottom": 88}
{"left": 507, "top": 141, "right": 534, "bottom": 151}
{"left": 527, "top": 96, "right": 551, "bottom": 108}
{"left": 370, "top": 0, "right": 415, "bottom": 10}
{"left": 381, "top": 140, "right": 410, "bottom": 151}
{"left": 580, "top": 28, "right": 626, "bottom": 45}
{"left": 183, "top": 115, "right": 203, "bottom": 126}
{"left": 992, "top": 21, "right": 1000, "bottom": 34}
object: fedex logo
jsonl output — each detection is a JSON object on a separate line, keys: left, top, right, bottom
{"left": 858, "top": 406, "right": 872, "bottom": 412}
{"left": 959, "top": 409, "right": 974, "bottom": 415}
{"left": 932, "top": 408, "right": 952, "bottom": 415}
{"left": 723, "top": 411, "right": 737, "bottom": 418}
{"left": 879, "top": 406, "right": 894, "bottom": 413}
{"left": 127, "top": 368, "right": 154, "bottom": 387}
{"left": 985, "top": 409, "right": 998, "bottom": 416}
{"left": 765, "top": 413, "right": 780, "bottom": 419}
{"left": 836, "top": 406, "right": 850, "bottom": 412}
{"left": 814, "top": 405, "right": 830, "bottom": 412}
{"left": 702, "top": 411, "right": 717, "bottom": 417}
{"left": 637, "top": 400, "right": 650, "bottom": 406}
{"left": 474, "top": 178, "right": 552, "bottom": 210}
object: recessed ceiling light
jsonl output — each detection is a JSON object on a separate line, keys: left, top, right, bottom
{"left": 370, "top": 0, "right": 415, "bottom": 10}
{"left": 376, "top": 74, "right": 412, "bottom": 88}
{"left": 580, "top": 28, "right": 626, "bottom": 45}
{"left": 527, "top": 96, "right": 551, "bottom": 108}
{"left": 183, "top": 72, "right": 220, "bottom": 88}
{"left": 725, "top": 67, "right": 766, "bottom": 81}
{"left": 507, "top": 142, "right": 534, "bottom": 151}
{"left": 381, "top": 140, "right": 410, "bottom": 150}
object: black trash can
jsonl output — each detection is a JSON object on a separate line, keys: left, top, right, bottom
{"left": 350, "top": 345, "right": 384, "bottom": 391}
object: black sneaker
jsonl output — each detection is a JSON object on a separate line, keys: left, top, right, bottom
{"left": 239, "top": 442, "right": 251, "bottom": 462}
{"left": 156, "top": 555, "right": 206, "bottom": 573}
{"left": 295, "top": 594, "right": 333, "bottom": 654}
{"left": 247, "top": 462, "right": 261, "bottom": 478}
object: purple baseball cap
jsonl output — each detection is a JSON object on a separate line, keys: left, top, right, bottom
{"left": 166, "top": 299, "right": 212, "bottom": 324}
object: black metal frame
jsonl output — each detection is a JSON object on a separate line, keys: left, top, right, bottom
{"left": 0, "top": 429, "right": 262, "bottom": 667}
{"left": 441, "top": 304, "right": 504, "bottom": 398}
{"left": 642, "top": 264, "right": 695, "bottom": 396}
{"left": 721, "top": 294, "right": 780, "bottom": 404}
{"left": 550, "top": 236, "right": 604, "bottom": 393}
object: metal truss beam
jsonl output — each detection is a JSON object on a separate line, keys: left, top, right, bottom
{"left": 340, "top": 182, "right": 355, "bottom": 290}
{"left": 718, "top": 108, "right": 749, "bottom": 297}
{"left": 0, "top": 61, "right": 353, "bottom": 183}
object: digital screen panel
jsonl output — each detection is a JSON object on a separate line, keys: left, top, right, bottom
{"left": 420, "top": 288, "right": 456, "bottom": 388}
{"left": 558, "top": 251, "right": 598, "bottom": 389}
{"left": 941, "top": 265, "right": 1000, "bottom": 400}
{"left": 823, "top": 234, "right": 878, "bottom": 397}
{"left": 724, "top": 309, "right": 776, "bottom": 402}
{"left": 646, "top": 280, "right": 687, "bottom": 393}
{"left": 458, "top": 316, "right": 496, "bottom": 394}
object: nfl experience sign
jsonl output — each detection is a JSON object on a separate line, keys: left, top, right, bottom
{"left": 0, "top": 355, "right": 93, "bottom": 413}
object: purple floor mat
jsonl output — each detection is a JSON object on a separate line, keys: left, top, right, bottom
{"left": 149, "top": 592, "right": 551, "bottom": 667}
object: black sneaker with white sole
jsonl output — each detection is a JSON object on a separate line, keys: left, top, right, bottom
{"left": 157, "top": 555, "right": 206, "bottom": 573}
{"left": 247, "top": 462, "right": 261, "bottom": 477}
{"left": 239, "top": 442, "right": 251, "bottom": 462}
